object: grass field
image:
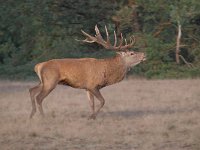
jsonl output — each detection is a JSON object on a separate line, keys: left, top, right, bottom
{"left": 0, "top": 79, "right": 200, "bottom": 150}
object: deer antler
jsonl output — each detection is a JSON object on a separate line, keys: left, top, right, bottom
{"left": 80, "top": 25, "right": 135, "bottom": 51}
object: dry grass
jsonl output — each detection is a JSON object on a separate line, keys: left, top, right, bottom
{"left": 0, "top": 79, "right": 200, "bottom": 150}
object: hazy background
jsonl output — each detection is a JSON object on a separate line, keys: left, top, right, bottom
{"left": 0, "top": 0, "right": 200, "bottom": 79}
{"left": 0, "top": 1, "right": 200, "bottom": 149}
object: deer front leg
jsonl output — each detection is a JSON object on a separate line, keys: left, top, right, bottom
{"left": 86, "top": 90, "right": 96, "bottom": 120}
{"left": 90, "top": 89, "right": 105, "bottom": 119}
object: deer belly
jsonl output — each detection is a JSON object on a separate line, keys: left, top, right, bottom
{"left": 59, "top": 76, "right": 87, "bottom": 89}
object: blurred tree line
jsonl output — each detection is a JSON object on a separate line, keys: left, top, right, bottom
{"left": 0, "top": 0, "right": 200, "bottom": 79}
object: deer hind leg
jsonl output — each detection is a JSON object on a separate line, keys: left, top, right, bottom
{"left": 90, "top": 89, "right": 105, "bottom": 119}
{"left": 86, "top": 90, "right": 95, "bottom": 120}
{"left": 29, "top": 84, "right": 42, "bottom": 119}
{"left": 36, "top": 80, "right": 57, "bottom": 117}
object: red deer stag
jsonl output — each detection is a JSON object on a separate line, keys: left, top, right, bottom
{"left": 29, "top": 25, "right": 146, "bottom": 119}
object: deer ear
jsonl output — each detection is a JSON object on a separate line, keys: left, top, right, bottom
{"left": 117, "top": 52, "right": 126, "bottom": 56}
{"left": 116, "top": 52, "right": 121, "bottom": 55}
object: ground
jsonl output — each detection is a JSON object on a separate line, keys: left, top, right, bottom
{"left": 0, "top": 79, "right": 200, "bottom": 150}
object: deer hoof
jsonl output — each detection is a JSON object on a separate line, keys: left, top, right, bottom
{"left": 88, "top": 114, "right": 96, "bottom": 120}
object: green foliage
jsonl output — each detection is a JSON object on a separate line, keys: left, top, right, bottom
{"left": 118, "top": 0, "right": 200, "bottom": 78}
{"left": 0, "top": 0, "right": 200, "bottom": 79}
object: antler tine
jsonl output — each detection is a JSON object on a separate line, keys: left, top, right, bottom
{"left": 79, "top": 25, "right": 135, "bottom": 51}
{"left": 117, "top": 33, "right": 135, "bottom": 49}
{"left": 80, "top": 30, "right": 96, "bottom": 43}
{"left": 129, "top": 35, "right": 136, "bottom": 47}
{"left": 125, "top": 38, "right": 127, "bottom": 45}
{"left": 114, "top": 30, "right": 117, "bottom": 47}
{"left": 124, "top": 35, "right": 136, "bottom": 49}
{"left": 95, "top": 25, "right": 100, "bottom": 35}
{"left": 118, "top": 33, "right": 124, "bottom": 48}
{"left": 132, "top": 35, "right": 136, "bottom": 45}
{"left": 105, "top": 25, "right": 111, "bottom": 44}
{"left": 95, "top": 25, "right": 103, "bottom": 39}
{"left": 95, "top": 25, "right": 108, "bottom": 46}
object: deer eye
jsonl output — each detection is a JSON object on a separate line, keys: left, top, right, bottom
{"left": 130, "top": 52, "right": 134, "bottom": 55}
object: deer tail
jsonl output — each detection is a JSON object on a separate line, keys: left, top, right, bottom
{"left": 34, "top": 63, "right": 43, "bottom": 83}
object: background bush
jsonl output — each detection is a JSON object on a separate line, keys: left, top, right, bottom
{"left": 0, "top": 0, "right": 199, "bottom": 80}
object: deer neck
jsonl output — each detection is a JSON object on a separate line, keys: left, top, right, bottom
{"left": 103, "top": 54, "right": 128, "bottom": 86}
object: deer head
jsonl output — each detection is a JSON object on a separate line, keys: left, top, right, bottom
{"left": 80, "top": 25, "right": 146, "bottom": 67}
{"left": 117, "top": 51, "right": 146, "bottom": 67}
